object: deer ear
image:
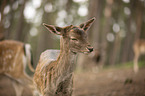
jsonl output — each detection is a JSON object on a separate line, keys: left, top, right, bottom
{"left": 79, "top": 17, "right": 96, "bottom": 31}
{"left": 43, "top": 23, "right": 63, "bottom": 35}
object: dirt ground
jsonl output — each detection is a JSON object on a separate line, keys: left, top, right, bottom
{"left": 73, "top": 67, "right": 145, "bottom": 96}
{"left": 0, "top": 66, "right": 145, "bottom": 96}
{"left": 0, "top": 75, "right": 33, "bottom": 96}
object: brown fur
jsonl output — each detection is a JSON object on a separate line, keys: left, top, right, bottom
{"left": 0, "top": 40, "right": 34, "bottom": 96}
{"left": 33, "top": 17, "right": 95, "bottom": 96}
{"left": 133, "top": 39, "right": 145, "bottom": 73}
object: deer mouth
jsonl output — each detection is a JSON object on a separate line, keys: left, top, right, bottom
{"left": 82, "top": 47, "right": 94, "bottom": 54}
{"left": 71, "top": 50, "right": 90, "bottom": 54}
{"left": 81, "top": 50, "right": 93, "bottom": 54}
{"left": 70, "top": 47, "right": 93, "bottom": 54}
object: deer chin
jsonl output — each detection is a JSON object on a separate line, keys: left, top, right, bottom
{"left": 70, "top": 49, "right": 77, "bottom": 54}
{"left": 71, "top": 51, "right": 77, "bottom": 54}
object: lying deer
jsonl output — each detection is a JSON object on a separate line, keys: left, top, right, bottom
{"left": 133, "top": 39, "right": 145, "bottom": 73}
{"left": 33, "top": 17, "right": 95, "bottom": 96}
{"left": 0, "top": 40, "right": 35, "bottom": 96}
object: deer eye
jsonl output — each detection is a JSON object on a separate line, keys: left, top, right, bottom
{"left": 71, "top": 38, "right": 78, "bottom": 41}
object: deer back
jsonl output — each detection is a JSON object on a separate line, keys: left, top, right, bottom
{"left": 0, "top": 40, "right": 34, "bottom": 78}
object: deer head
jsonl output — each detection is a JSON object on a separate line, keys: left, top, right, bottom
{"left": 43, "top": 17, "right": 95, "bottom": 54}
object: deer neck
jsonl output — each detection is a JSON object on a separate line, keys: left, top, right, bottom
{"left": 56, "top": 37, "right": 76, "bottom": 76}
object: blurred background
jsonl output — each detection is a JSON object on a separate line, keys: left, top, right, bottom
{"left": 1, "top": 0, "right": 145, "bottom": 67}
{"left": 0, "top": 0, "right": 145, "bottom": 65}
{"left": 0, "top": 0, "right": 145, "bottom": 95}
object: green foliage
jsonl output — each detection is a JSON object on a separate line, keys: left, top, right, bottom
{"left": 104, "top": 61, "right": 145, "bottom": 69}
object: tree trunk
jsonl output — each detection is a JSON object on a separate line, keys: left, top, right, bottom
{"left": 109, "top": 0, "right": 122, "bottom": 65}
{"left": 134, "top": 0, "right": 143, "bottom": 41}
{"left": 35, "top": 0, "right": 56, "bottom": 67}
{"left": 0, "top": 0, "right": 7, "bottom": 40}
{"left": 101, "top": 0, "right": 114, "bottom": 65}
{"left": 15, "top": 0, "right": 26, "bottom": 41}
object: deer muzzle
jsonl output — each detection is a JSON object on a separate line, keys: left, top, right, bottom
{"left": 87, "top": 46, "right": 93, "bottom": 52}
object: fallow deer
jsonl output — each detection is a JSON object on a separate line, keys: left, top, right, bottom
{"left": 0, "top": 40, "right": 35, "bottom": 96}
{"left": 33, "top": 17, "right": 95, "bottom": 96}
{"left": 133, "top": 39, "right": 145, "bottom": 73}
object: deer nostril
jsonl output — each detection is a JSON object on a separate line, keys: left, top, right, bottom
{"left": 87, "top": 47, "right": 93, "bottom": 52}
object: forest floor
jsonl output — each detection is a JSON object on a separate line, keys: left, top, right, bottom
{"left": 73, "top": 65, "right": 145, "bottom": 96}
{"left": 0, "top": 64, "right": 145, "bottom": 96}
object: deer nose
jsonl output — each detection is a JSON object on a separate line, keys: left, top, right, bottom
{"left": 87, "top": 46, "right": 93, "bottom": 52}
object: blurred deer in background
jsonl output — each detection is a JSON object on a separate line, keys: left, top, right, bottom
{"left": 0, "top": 40, "right": 35, "bottom": 96}
{"left": 33, "top": 17, "right": 95, "bottom": 96}
{"left": 133, "top": 39, "right": 145, "bottom": 73}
